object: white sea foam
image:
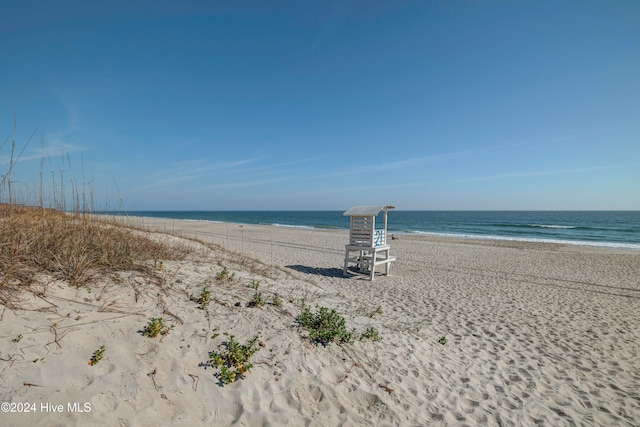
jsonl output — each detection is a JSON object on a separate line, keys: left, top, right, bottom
{"left": 183, "top": 218, "right": 225, "bottom": 224}
{"left": 407, "top": 231, "right": 640, "bottom": 251}
{"left": 527, "top": 224, "right": 577, "bottom": 229}
{"left": 270, "top": 223, "right": 316, "bottom": 230}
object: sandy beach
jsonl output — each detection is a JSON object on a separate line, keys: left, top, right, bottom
{"left": 1, "top": 217, "right": 639, "bottom": 426}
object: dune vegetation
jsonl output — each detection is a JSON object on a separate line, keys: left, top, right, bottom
{"left": 0, "top": 120, "right": 193, "bottom": 305}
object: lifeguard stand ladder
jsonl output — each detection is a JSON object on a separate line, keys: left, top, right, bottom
{"left": 343, "top": 205, "right": 396, "bottom": 281}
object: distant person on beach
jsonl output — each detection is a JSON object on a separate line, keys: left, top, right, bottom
{"left": 391, "top": 234, "right": 398, "bottom": 240}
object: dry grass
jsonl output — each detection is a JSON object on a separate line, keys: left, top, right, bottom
{"left": 0, "top": 120, "right": 197, "bottom": 307}
{"left": 0, "top": 204, "right": 193, "bottom": 292}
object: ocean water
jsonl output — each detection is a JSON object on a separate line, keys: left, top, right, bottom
{"left": 125, "top": 211, "right": 640, "bottom": 251}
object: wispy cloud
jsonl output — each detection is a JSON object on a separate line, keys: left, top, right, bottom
{"left": 175, "top": 157, "right": 317, "bottom": 191}
{"left": 128, "top": 174, "right": 202, "bottom": 192}
{"left": 170, "top": 157, "right": 260, "bottom": 175}
{"left": 204, "top": 177, "right": 286, "bottom": 190}
{"left": 66, "top": 103, "right": 80, "bottom": 132}
{"left": 296, "top": 162, "right": 638, "bottom": 196}
{"left": 4, "top": 139, "right": 86, "bottom": 164}
{"left": 129, "top": 157, "right": 267, "bottom": 193}
{"left": 245, "top": 157, "right": 316, "bottom": 170}
{"left": 283, "top": 181, "right": 421, "bottom": 197}
{"left": 232, "top": 157, "right": 318, "bottom": 177}
{"left": 7, "top": 94, "right": 87, "bottom": 164}
{"left": 314, "top": 137, "right": 557, "bottom": 179}
{"left": 311, "top": 5, "right": 350, "bottom": 50}
{"left": 449, "top": 163, "right": 637, "bottom": 184}
{"left": 54, "top": 91, "right": 81, "bottom": 132}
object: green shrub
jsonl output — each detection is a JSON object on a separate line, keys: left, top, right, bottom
{"left": 195, "top": 287, "right": 211, "bottom": 310}
{"left": 360, "top": 326, "right": 382, "bottom": 341}
{"left": 88, "top": 345, "right": 105, "bottom": 366}
{"left": 247, "top": 283, "right": 265, "bottom": 307}
{"left": 208, "top": 333, "right": 260, "bottom": 385}
{"left": 216, "top": 267, "right": 234, "bottom": 281}
{"left": 297, "top": 304, "right": 354, "bottom": 345}
{"left": 142, "top": 317, "right": 173, "bottom": 338}
{"left": 272, "top": 292, "right": 282, "bottom": 307}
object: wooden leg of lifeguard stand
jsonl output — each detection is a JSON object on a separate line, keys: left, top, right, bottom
{"left": 369, "top": 250, "right": 376, "bottom": 281}
{"left": 343, "top": 247, "right": 351, "bottom": 276}
{"left": 384, "top": 249, "right": 391, "bottom": 276}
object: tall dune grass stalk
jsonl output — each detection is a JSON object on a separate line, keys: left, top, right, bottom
{"left": 0, "top": 116, "right": 193, "bottom": 306}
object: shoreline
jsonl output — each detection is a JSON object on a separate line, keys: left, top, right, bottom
{"left": 121, "top": 214, "right": 640, "bottom": 254}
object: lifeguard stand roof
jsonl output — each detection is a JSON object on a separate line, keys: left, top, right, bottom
{"left": 343, "top": 205, "right": 395, "bottom": 216}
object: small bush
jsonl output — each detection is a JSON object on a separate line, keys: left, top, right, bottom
{"left": 360, "top": 326, "right": 382, "bottom": 341}
{"left": 216, "top": 267, "right": 234, "bottom": 282}
{"left": 195, "top": 287, "right": 211, "bottom": 310}
{"left": 438, "top": 336, "right": 447, "bottom": 345}
{"left": 142, "top": 317, "right": 173, "bottom": 338}
{"left": 272, "top": 292, "right": 282, "bottom": 307}
{"left": 298, "top": 304, "right": 354, "bottom": 345}
{"left": 88, "top": 345, "right": 106, "bottom": 366}
{"left": 247, "top": 282, "right": 265, "bottom": 307}
{"left": 208, "top": 333, "right": 260, "bottom": 385}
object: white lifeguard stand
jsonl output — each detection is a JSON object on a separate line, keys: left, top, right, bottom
{"left": 343, "top": 205, "right": 396, "bottom": 281}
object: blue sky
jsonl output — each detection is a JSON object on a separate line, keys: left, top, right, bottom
{"left": 2, "top": 0, "right": 639, "bottom": 210}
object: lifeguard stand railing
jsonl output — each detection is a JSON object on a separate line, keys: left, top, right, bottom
{"left": 343, "top": 205, "right": 396, "bottom": 281}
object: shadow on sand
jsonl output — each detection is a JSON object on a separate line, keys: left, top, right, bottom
{"left": 285, "top": 265, "right": 348, "bottom": 278}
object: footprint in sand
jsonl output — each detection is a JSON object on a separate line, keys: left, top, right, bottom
{"left": 281, "top": 390, "right": 301, "bottom": 411}
{"left": 73, "top": 374, "right": 94, "bottom": 389}
{"left": 137, "top": 342, "right": 161, "bottom": 362}
{"left": 359, "top": 391, "right": 384, "bottom": 410}
{"left": 307, "top": 385, "right": 331, "bottom": 411}
{"left": 460, "top": 397, "right": 480, "bottom": 414}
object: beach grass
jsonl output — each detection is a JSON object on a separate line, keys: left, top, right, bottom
{"left": 0, "top": 123, "right": 194, "bottom": 302}
{"left": 0, "top": 204, "right": 193, "bottom": 303}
